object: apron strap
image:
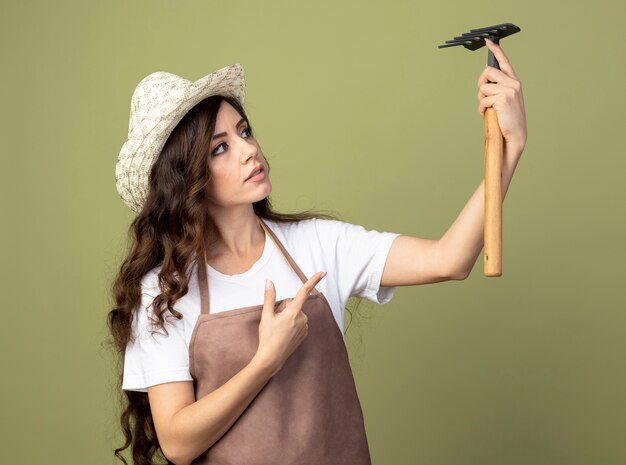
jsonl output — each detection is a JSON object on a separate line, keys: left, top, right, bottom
{"left": 198, "top": 249, "right": 210, "bottom": 315}
{"left": 259, "top": 217, "right": 320, "bottom": 295}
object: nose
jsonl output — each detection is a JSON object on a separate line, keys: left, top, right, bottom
{"left": 238, "top": 137, "right": 258, "bottom": 163}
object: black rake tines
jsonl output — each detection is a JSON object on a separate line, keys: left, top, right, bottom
{"left": 437, "top": 22, "right": 521, "bottom": 70}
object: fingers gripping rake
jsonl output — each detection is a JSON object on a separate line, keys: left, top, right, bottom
{"left": 438, "top": 23, "right": 521, "bottom": 277}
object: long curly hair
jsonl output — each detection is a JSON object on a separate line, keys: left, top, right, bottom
{"left": 106, "top": 94, "right": 366, "bottom": 465}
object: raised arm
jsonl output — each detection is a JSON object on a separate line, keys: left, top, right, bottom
{"left": 380, "top": 39, "right": 526, "bottom": 286}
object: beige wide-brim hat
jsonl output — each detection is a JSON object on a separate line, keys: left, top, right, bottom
{"left": 115, "top": 63, "right": 246, "bottom": 213}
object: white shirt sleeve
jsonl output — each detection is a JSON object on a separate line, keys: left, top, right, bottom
{"left": 122, "top": 288, "right": 193, "bottom": 393}
{"left": 312, "top": 219, "right": 401, "bottom": 304}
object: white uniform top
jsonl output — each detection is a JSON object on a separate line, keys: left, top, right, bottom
{"left": 122, "top": 217, "right": 401, "bottom": 392}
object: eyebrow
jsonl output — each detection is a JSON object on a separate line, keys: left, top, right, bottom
{"left": 212, "top": 117, "right": 247, "bottom": 141}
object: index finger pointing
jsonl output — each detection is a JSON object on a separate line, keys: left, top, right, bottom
{"left": 291, "top": 272, "right": 327, "bottom": 309}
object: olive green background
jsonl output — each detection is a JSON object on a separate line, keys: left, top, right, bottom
{"left": 1, "top": 0, "right": 624, "bottom": 464}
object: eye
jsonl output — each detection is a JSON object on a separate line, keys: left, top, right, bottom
{"left": 212, "top": 126, "right": 253, "bottom": 156}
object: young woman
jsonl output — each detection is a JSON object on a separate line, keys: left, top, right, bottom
{"left": 108, "top": 41, "right": 526, "bottom": 465}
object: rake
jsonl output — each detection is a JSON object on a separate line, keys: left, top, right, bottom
{"left": 438, "top": 22, "right": 521, "bottom": 277}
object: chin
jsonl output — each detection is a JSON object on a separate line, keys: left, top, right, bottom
{"left": 260, "top": 182, "right": 272, "bottom": 198}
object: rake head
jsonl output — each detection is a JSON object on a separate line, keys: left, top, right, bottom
{"left": 438, "top": 23, "right": 521, "bottom": 69}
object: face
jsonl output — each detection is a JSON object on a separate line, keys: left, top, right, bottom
{"left": 206, "top": 100, "right": 271, "bottom": 209}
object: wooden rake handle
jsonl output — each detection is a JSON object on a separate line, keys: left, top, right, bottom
{"left": 484, "top": 107, "right": 503, "bottom": 276}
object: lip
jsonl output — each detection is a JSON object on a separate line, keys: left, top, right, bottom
{"left": 245, "top": 165, "right": 264, "bottom": 181}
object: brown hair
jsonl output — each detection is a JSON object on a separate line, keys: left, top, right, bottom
{"left": 106, "top": 94, "right": 365, "bottom": 464}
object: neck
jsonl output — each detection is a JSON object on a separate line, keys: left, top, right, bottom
{"left": 206, "top": 207, "right": 264, "bottom": 259}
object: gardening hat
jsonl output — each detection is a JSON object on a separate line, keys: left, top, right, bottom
{"left": 115, "top": 63, "right": 246, "bottom": 213}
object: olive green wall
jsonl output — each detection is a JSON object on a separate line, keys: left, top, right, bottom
{"left": 1, "top": 0, "right": 624, "bottom": 464}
